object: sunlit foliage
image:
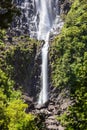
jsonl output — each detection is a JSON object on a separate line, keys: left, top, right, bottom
{"left": 51, "top": 0, "right": 87, "bottom": 129}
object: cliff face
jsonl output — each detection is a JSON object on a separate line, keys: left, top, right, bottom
{"left": 0, "top": 0, "right": 76, "bottom": 129}
{"left": 1, "top": 0, "right": 72, "bottom": 97}
{"left": 9, "top": 0, "right": 71, "bottom": 37}
{"left": 1, "top": 0, "right": 71, "bottom": 102}
{"left": 3, "top": 0, "right": 71, "bottom": 97}
{"left": 1, "top": 0, "right": 87, "bottom": 130}
{"left": 0, "top": 36, "right": 42, "bottom": 99}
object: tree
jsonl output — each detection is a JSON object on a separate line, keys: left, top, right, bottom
{"left": 0, "top": 69, "right": 39, "bottom": 130}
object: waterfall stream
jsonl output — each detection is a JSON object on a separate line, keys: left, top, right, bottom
{"left": 36, "top": 0, "right": 60, "bottom": 105}
{"left": 13, "top": 0, "right": 64, "bottom": 105}
{"left": 38, "top": 33, "right": 49, "bottom": 105}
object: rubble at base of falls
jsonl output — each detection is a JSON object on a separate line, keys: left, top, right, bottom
{"left": 24, "top": 85, "right": 73, "bottom": 130}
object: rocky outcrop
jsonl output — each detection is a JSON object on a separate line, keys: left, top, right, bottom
{"left": 60, "top": 0, "right": 72, "bottom": 14}
{"left": 27, "top": 85, "right": 73, "bottom": 130}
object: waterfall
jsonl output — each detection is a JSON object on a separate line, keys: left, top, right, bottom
{"left": 36, "top": 0, "right": 52, "bottom": 105}
{"left": 38, "top": 33, "right": 49, "bottom": 104}
{"left": 36, "top": 0, "right": 61, "bottom": 105}
{"left": 13, "top": 0, "right": 64, "bottom": 105}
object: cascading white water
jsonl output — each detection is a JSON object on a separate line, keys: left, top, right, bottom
{"left": 13, "top": 0, "right": 64, "bottom": 105}
{"left": 38, "top": 33, "right": 49, "bottom": 104}
{"left": 35, "top": 0, "right": 63, "bottom": 105}
{"left": 36, "top": 0, "right": 53, "bottom": 40}
{"left": 37, "top": 0, "right": 55, "bottom": 105}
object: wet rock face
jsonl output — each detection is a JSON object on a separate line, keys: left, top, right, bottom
{"left": 10, "top": 0, "right": 72, "bottom": 38}
{"left": 11, "top": 0, "right": 65, "bottom": 37}
{"left": 60, "top": 0, "right": 72, "bottom": 14}
{"left": 11, "top": 0, "right": 36, "bottom": 36}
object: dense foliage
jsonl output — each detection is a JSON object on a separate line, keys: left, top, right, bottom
{"left": 0, "top": 69, "right": 39, "bottom": 130}
{"left": 51, "top": 0, "right": 87, "bottom": 129}
{"left": 0, "top": 0, "right": 19, "bottom": 28}
{"left": 0, "top": 37, "right": 39, "bottom": 93}
{"left": 0, "top": 28, "right": 42, "bottom": 129}
{"left": 0, "top": 1, "right": 40, "bottom": 129}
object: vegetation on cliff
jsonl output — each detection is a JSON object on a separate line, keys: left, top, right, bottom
{"left": 0, "top": 36, "right": 40, "bottom": 92}
{"left": 0, "top": 36, "right": 41, "bottom": 130}
{"left": 51, "top": 0, "right": 87, "bottom": 129}
{"left": 0, "top": 1, "right": 40, "bottom": 128}
{"left": 0, "top": 0, "right": 87, "bottom": 129}
{"left": 0, "top": 68, "right": 40, "bottom": 130}
{"left": 0, "top": 0, "right": 20, "bottom": 29}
